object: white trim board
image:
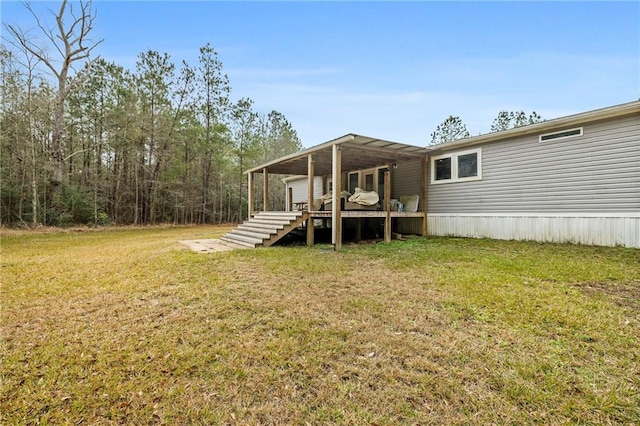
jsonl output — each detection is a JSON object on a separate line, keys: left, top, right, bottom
{"left": 428, "top": 213, "right": 640, "bottom": 218}
{"left": 430, "top": 148, "right": 482, "bottom": 185}
{"left": 427, "top": 215, "right": 639, "bottom": 248}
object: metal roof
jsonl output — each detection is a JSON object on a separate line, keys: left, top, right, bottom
{"left": 246, "top": 134, "right": 426, "bottom": 176}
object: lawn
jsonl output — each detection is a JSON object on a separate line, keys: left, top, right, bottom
{"left": 1, "top": 226, "right": 639, "bottom": 425}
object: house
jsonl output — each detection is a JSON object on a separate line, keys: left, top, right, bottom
{"left": 223, "top": 100, "right": 639, "bottom": 249}
{"left": 396, "top": 100, "right": 639, "bottom": 248}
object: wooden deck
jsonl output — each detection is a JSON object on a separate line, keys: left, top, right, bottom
{"left": 245, "top": 208, "right": 426, "bottom": 249}
{"left": 309, "top": 210, "right": 425, "bottom": 218}
{"left": 245, "top": 135, "right": 429, "bottom": 251}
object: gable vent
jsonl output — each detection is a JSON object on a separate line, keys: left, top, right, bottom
{"left": 539, "top": 127, "right": 583, "bottom": 142}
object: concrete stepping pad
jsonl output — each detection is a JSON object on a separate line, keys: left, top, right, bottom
{"left": 179, "top": 239, "right": 248, "bottom": 253}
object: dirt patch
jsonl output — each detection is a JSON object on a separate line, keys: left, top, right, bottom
{"left": 575, "top": 281, "right": 640, "bottom": 311}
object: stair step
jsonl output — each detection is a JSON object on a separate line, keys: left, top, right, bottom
{"left": 256, "top": 212, "right": 302, "bottom": 220}
{"left": 220, "top": 211, "right": 308, "bottom": 249}
{"left": 220, "top": 236, "right": 257, "bottom": 248}
{"left": 229, "top": 229, "right": 271, "bottom": 240}
{"left": 256, "top": 216, "right": 302, "bottom": 221}
{"left": 217, "top": 239, "right": 249, "bottom": 250}
{"left": 221, "top": 233, "right": 263, "bottom": 246}
{"left": 245, "top": 219, "right": 288, "bottom": 228}
{"left": 238, "top": 223, "right": 278, "bottom": 234}
{"left": 240, "top": 221, "right": 280, "bottom": 229}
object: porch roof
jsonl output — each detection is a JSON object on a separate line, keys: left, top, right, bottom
{"left": 246, "top": 133, "right": 427, "bottom": 176}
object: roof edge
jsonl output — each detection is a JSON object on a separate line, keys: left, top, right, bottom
{"left": 427, "top": 100, "right": 640, "bottom": 152}
{"left": 245, "top": 133, "right": 356, "bottom": 174}
{"left": 245, "top": 133, "right": 424, "bottom": 174}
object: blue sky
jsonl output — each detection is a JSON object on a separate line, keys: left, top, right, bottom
{"left": 3, "top": 1, "right": 639, "bottom": 147}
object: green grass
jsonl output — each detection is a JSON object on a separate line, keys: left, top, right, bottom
{"left": 2, "top": 227, "right": 639, "bottom": 424}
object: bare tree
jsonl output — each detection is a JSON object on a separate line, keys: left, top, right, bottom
{"left": 5, "top": 0, "right": 103, "bottom": 207}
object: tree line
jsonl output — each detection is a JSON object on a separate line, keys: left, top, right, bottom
{"left": 430, "top": 111, "right": 543, "bottom": 145}
{"left": 1, "top": 1, "right": 302, "bottom": 227}
{"left": 2, "top": 1, "right": 548, "bottom": 227}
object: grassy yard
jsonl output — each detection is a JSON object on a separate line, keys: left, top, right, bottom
{"left": 1, "top": 226, "right": 639, "bottom": 425}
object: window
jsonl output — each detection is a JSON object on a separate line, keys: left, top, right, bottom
{"left": 377, "top": 167, "right": 388, "bottom": 196}
{"left": 539, "top": 127, "right": 583, "bottom": 143}
{"left": 348, "top": 172, "right": 359, "bottom": 193}
{"left": 431, "top": 148, "right": 482, "bottom": 184}
{"left": 434, "top": 157, "right": 451, "bottom": 181}
{"left": 457, "top": 153, "right": 478, "bottom": 178}
{"left": 365, "top": 173, "right": 374, "bottom": 191}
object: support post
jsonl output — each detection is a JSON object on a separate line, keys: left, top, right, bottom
{"left": 247, "top": 172, "right": 255, "bottom": 218}
{"left": 384, "top": 170, "right": 391, "bottom": 243}
{"left": 262, "top": 167, "right": 268, "bottom": 212}
{"left": 288, "top": 187, "right": 293, "bottom": 212}
{"left": 421, "top": 155, "right": 428, "bottom": 236}
{"left": 332, "top": 145, "right": 342, "bottom": 251}
{"left": 322, "top": 176, "right": 328, "bottom": 229}
{"left": 307, "top": 154, "right": 315, "bottom": 247}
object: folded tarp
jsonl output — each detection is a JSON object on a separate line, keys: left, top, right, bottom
{"left": 321, "top": 190, "right": 351, "bottom": 203}
{"left": 311, "top": 190, "right": 351, "bottom": 210}
{"left": 348, "top": 187, "right": 379, "bottom": 206}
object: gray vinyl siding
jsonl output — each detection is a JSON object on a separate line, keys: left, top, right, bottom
{"left": 391, "top": 160, "right": 424, "bottom": 234}
{"left": 391, "top": 160, "right": 423, "bottom": 205}
{"left": 427, "top": 114, "right": 639, "bottom": 214}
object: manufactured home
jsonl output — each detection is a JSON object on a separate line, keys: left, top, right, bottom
{"left": 396, "top": 100, "right": 640, "bottom": 248}
{"left": 222, "top": 101, "right": 639, "bottom": 249}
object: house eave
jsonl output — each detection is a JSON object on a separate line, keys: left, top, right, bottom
{"left": 427, "top": 100, "right": 640, "bottom": 153}
{"left": 246, "top": 133, "right": 426, "bottom": 176}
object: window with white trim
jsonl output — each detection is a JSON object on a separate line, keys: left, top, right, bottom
{"left": 539, "top": 127, "right": 583, "bottom": 143}
{"left": 431, "top": 148, "right": 482, "bottom": 184}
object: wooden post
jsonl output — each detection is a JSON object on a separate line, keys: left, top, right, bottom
{"left": 307, "top": 154, "right": 315, "bottom": 247}
{"left": 288, "top": 187, "right": 293, "bottom": 212}
{"left": 322, "top": 176, "right": 328, "bottom": 229}
{"left": 384, "top": 170, "right": 391, "bottom": 243}
{"left": 247, "top": 172, "right": 255, "bottom": 218}
{"left": 421, "top": 155, "right": 428, "bottom": 236}
{"left": 262, "top": 167, "right": 268, "bottom": 212}
{"left": 332, "top": 145, "right": 342, "bottom": 251}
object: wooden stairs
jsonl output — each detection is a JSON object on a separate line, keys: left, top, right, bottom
{"left": 220, "top": 211, "right": 309, "bottom": 248}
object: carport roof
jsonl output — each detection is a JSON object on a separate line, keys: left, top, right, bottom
{"left": 246, "top": 134, "right": 427, "bottom": 176}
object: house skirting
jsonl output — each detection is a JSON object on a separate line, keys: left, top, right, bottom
{"left": 426, "top": 213, "right": 640, "bottom": 248}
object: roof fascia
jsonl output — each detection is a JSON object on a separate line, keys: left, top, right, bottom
{"left": 245, "top": 134, "right": 355, "bottom": 174}
{"left": 427, "top": 100, "right": 640, "bottom": 153}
